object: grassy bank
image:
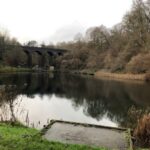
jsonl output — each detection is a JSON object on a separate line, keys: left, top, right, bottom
{"left": 0, "top": 123, "right": 106, "bottom": 150}
{"left": 94, "top": 71, "right": 148, "bottom": 82}
{"left": 0, "top": 66, "right": 54, "bottom": 73}
{"left": 0, "top": 66, "right": 32, "bottom": 73}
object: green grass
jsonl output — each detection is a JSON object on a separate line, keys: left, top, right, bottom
{"left": 0, "top": 123, "right": 107, "bottom": 150}
{"left": 137, "top": 148, "right": 150, "bottom": 150}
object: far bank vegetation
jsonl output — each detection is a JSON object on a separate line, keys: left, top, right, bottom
{"left": 56, "top": 0, "right": 150, "bottom": 79}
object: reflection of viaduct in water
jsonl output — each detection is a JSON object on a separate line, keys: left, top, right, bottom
{"left": 21, "top": 46, "right": 68, "bottom": 67}
{"left": 0, "top": 73, "right": 150, "bottom": 127}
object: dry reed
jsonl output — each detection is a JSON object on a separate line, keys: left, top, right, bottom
{"left": 145, "top": 73, "right": 150, "bottom": 82}
{"left": 95, "top": 71, "right": 146, "bottom": 81}
{"left": 134, "top": 114, "right": 150, "bottom": 148}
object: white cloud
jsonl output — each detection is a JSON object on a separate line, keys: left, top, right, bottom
{"left": 46, "top": 21, "right": 85, "bottom": 44}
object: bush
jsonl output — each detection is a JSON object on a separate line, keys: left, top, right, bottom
{"left": 134, "top": 114, "right": 150, "bottom": 148}
{"left": 60, "top": 58, "right": 82, "bottom": 70}
{"left": 4, "top": 47, "right": 27, "bottom": 66}
{"left": 126, "top": 53, "right": 150, "bottom": 73}
{"left": 145, "top": 73, "right": 150, "bottom": 82}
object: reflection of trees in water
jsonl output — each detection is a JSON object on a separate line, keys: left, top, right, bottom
{"left": 0, "top": 86, "right": 28, "bottom": 124}
{"left": 0, "top": 86, "right": 19, "bottom": 122}
{"left": 124, "top": 83, "right": 150, "bottom": 106}
{"left": 0, "top": 73, "right": 149, "bottom": 127}
{"left": 57, "top": 75, "right": 136, "bottom": 125}
{"left": 47, "top": 74, "right": 150, "bottom": 127}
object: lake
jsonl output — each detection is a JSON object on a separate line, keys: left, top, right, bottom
{"left": 0, "top": 73, "right": 149, "bottom": 129}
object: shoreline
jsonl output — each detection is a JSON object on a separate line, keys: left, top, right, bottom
{"left": 0, "top": 66, "right": 33, "bottom": 73}
{"left": 0, "top": 67, "right": 149, "bottom": 82}
{"left": 0, "top": 66, "right": 53, "bottom": 73}
{"left": 60, "top": 69, "right": 150, "bottom": 82}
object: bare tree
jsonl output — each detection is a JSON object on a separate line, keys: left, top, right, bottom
{"left": 26, "top": 40, "right": 38, "bottom": 47}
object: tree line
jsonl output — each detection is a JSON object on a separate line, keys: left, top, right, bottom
{"left": 56, "top": 0, "right": 150, "bottom": 74}
{"left": 0, "top": 33, "right": 54, "bottom": 67}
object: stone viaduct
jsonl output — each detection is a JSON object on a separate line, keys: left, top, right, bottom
{"left": 21, "top": 46, "right": 68, "bottom": 68}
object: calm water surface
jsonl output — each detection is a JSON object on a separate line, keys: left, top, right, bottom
{"left": 0, "top": 73, "right": 150, "bottom": 129}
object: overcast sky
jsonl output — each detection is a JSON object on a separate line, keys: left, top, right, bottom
{"left": 0, "top": 0, "right": 133, "bottom": 44}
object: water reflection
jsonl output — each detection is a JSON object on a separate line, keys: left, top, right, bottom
{"left": 0, "top": 85, "right": 26, "bottom": 123}
{"left": 0, "top": 73, "right": 149, "bottom": 128}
